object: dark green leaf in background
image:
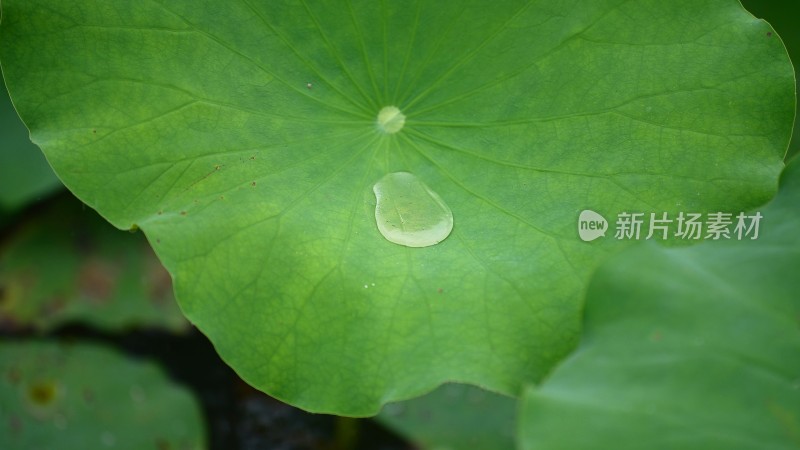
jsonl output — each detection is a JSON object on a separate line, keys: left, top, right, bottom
{"left": 519, "top": 158, "right": 800, "bottom": 449}
{"left": 0, "top": 196, "right": 189, "bottom": 333}
{"left": 0, "top": 341, "right": 206, "bottom": 450}
{"left": 0, "top": 77, "right": 61, "bottom": 213}
{"left": 377, "top": 383, "right": 516, "bottom": 450}
{"left": 0, "top": 0, "right": 794, "bottom": 414}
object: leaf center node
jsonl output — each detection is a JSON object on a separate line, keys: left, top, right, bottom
{"left": 376, "top": 106, "right": 405, "bottom": 134}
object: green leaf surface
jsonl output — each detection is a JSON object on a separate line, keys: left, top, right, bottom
{"left": 0, "top": 195, "right": 188, "bottom": 333}
{"left": 0, "top": 340, "right": 206, "bottom": 450}
{"left": 519, "top": 158, "right": 800, "bottom": 449}
{"left": 740, "top": 0, "right": 800, "bottom": 160}
{"left": 0, "top": 75, "right": 61, "bottom": 212}
{"left": 377, "top": 383, "right": 516, "bottom": 450}
{"left": 0, "top": 0, "right": 794, "bottom": 414}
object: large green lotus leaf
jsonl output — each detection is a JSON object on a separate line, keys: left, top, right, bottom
{"left": 0, "top": 76, "right": 61, "bottom": 212}
{"left": 0, "top": 341, "right": 206, "bottom": 450}
{"left": 0, "top": 196, "right": 188, "bottom": 333}
{"left": 519, "top": 158, "right": 800, "bottom": 449}
{"left": 0, "top": 0, "right": 794, "bottom": 414}
{"left": 377, "top": 383, "right": 516, "bottom": 450}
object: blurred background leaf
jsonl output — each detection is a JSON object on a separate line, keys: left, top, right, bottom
{"left": 0, "top": 340, "right": 206, "bottom": 450}
{"left": 519, "top": 157, "right": 800, "bottom": 449}
{"left": 0, "top": 195, "right": 189, "bottom": 333}
{"left": 0, "top": 76, "right": 62, "bottom": 215}
{"left": 377, "top": 383, "right": 516, "bottom": 450}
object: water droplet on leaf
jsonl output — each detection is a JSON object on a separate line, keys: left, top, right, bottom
{"left": 373, "top": 172, "right": 453, "bottom": 247}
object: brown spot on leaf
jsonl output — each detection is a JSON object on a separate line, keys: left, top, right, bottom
{"left": 0, "top": 274, "right": 35, "bottom": 322}
{"left": 77, "top": 258, "right": 119, "bottom": 303}
{"left": 180, "top": 211, "right": 187, "bottom": 216}
{"left": 251, "top": 181, "right": 256, "bottom": 187}
{"left": 27, "top": 381, "right": 57, "bottom": 406}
